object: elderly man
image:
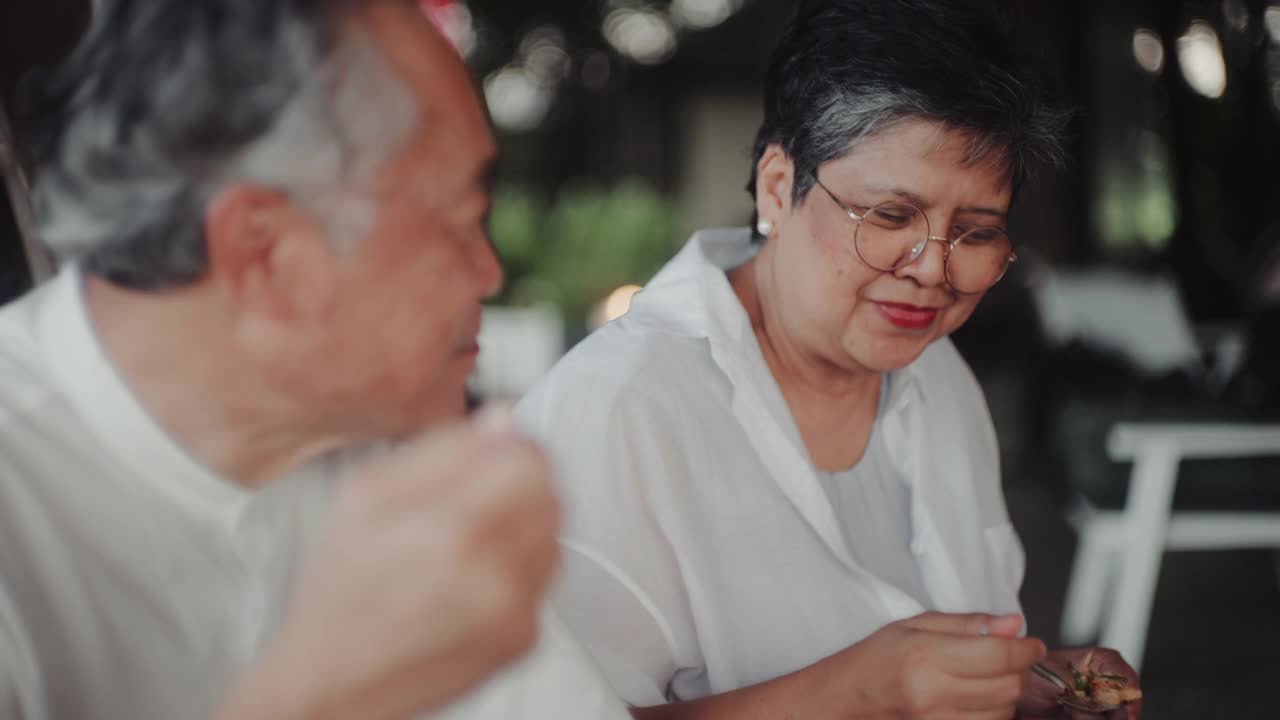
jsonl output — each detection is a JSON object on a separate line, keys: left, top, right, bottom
{"left": 0, "top": 1, "right": 628, "bottom": 718}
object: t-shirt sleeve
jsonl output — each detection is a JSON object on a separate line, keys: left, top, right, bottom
{"left": 517, "top": 362, "right": 703, "bottom": 707}
{"left": 549, "top": 541, "right": 684, "bottom": 705}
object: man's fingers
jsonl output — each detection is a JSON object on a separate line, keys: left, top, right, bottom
{"left": 355, "top": 414, "right": 547, "bottom": 511}
{"left": 487, "top": 483, "right": 561, "bottom": 593}
{"left": 903, "top": 611, "right": 1024, "bottom": 638}
{"left": 366, "top": 405, "right": 521, "bottom": 475}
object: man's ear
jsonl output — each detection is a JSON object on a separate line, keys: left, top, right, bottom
{"left": 755, "top": 143, "right": 797, "bottom": 230}
{"left": 204, "top": 184, "right": 335, "bottom": 322}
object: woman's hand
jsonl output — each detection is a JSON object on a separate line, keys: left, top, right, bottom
{"left": 818, "top": 611, "right": 1047, "bottom": 719}
{"left": 633, "top": 611, "right": 1047, "bottom": 720}
{"left": 1017, "top": 647, "right": 1141, "bottom": 720}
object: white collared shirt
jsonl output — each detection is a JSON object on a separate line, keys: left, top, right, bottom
{"left": 517, "top": 228, "right": 1025, "bottom": 705}
{"left": 0, "top": 266, "right": 629, "bottom": 720}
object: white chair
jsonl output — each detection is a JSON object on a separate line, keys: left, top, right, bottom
{"left": 1060, "top": 422, "right": 1280, "bottom": 670}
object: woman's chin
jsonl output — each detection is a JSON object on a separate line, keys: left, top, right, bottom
{"left": 844, "top": 335, "right": 933, "bottom": 374}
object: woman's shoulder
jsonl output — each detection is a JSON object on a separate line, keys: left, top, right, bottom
{"left": 549, "top": 316, "right": 718, "bottom": 394}
{"left": 517, "top": 316, "right": 727, "bottom": 436}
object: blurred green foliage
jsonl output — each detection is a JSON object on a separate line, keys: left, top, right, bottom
{"left": 489, "top": 178, "right": 680, "bottom": 331}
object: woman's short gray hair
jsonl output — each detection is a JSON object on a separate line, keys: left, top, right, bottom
{"left": 20, "top": 0, "right": 419, "bottom": 288}
{"left": 748, "top": 0, "right": 1071, "bottom": 240}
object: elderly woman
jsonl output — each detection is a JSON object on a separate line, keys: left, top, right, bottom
{"left": 518, "top": 1, "right": 1141, "bottom": 718}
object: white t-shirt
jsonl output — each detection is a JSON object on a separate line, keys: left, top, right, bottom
{"left": 813, "top": 376, "right": 932, "bottom": 609}
{"left": 0, "top": 266, "right": 629, "bottom": 720}
{"left": 517, "top": 228, "right": 1026, "bottom": 706}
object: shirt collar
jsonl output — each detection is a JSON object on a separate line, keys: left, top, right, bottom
{"left": 35, "top": 264, "right": 253, "bottom": 524}
{"left": 640, "top": 227, "right": 924, "bottom": 410}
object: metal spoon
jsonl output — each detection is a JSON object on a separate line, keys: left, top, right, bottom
{"left": 1030, "top": 662, "right": 1126, "bottom": 714}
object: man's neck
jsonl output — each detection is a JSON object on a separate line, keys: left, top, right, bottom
{"left": 84, "top": 276, "right": 355, "bottom": 488}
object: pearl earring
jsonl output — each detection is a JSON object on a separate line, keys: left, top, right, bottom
{"left": 756, "top": 219, "right": 774, "bottom": 237}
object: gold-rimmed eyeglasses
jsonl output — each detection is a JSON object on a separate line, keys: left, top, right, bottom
{"left": 811, "top": 174, "right": 1016, "bottom": 294}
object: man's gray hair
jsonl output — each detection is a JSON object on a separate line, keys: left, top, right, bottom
{"left": 21, "top": 0, "right": 419, "bottom": 289}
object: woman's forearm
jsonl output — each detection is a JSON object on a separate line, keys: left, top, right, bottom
{"left": 626, "top": 650, "right": 875, "bottom": 720}
{"left": 628, "top": 669, "right": 827, "bottom": 720}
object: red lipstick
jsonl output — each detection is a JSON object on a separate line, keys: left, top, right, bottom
{"left": 876, "top": 302, "right": 938, "bottom": 330}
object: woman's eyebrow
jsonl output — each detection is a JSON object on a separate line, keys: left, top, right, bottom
{"left": 863, "top": 184, "right": 1007, "bottom": 220}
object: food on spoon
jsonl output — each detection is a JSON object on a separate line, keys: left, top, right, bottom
{"left": 1066, "top": 651, "right": 1142, "bottom": 706}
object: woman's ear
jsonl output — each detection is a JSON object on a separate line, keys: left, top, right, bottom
{"left": 754, "top": 143, "right": 797, "bottom": 232}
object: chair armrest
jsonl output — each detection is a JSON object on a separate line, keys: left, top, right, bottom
{"left": 1107, "top": 423, "right": 1280, "bottom": 461}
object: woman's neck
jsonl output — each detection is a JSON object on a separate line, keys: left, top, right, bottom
{"left": 728, "top": 250, "right": 882, "bottom": 472}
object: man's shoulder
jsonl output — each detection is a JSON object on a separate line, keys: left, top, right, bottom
{"left": 0, "top": 290, "right": 65, "bottom": 432}
{"left": 0, "top": 301, "right": 79, "bottom": 715}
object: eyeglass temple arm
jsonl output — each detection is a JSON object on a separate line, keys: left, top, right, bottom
{"left": 0, "top": 99, "right": 57, "bottom": 284}
{"left": 815, "top": 178, "right": 868, "bottom": 223}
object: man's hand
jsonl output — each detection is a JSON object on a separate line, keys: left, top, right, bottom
{"left": 219, "top": 407, "right": 561, "bottom": 720}
{"left": 1018, "top": 647, "right": 1141, "bottom": 720}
